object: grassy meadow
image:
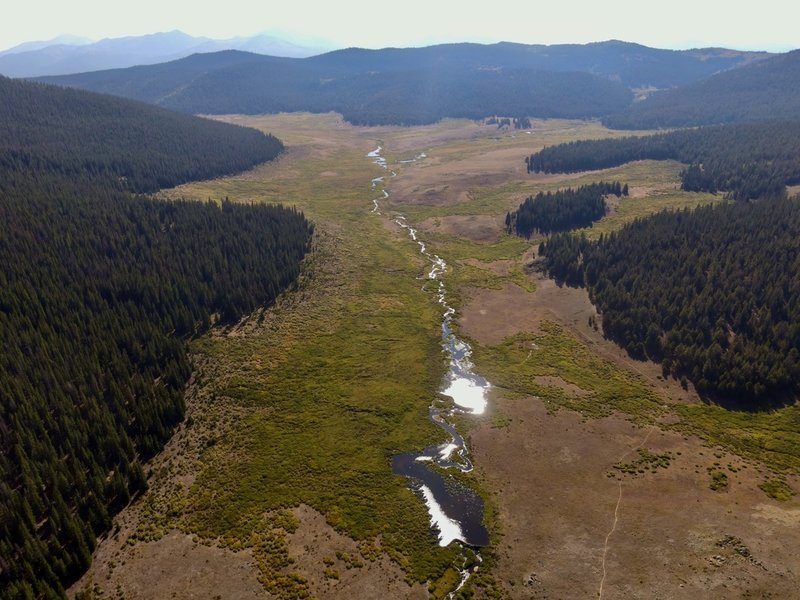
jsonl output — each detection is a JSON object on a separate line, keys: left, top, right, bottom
{"left": 122, "top": 113, "right": 798, "bottom": 599}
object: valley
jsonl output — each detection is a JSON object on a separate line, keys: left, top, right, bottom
{"left": 70, "top": 113, "right": 800, "bottom": 599}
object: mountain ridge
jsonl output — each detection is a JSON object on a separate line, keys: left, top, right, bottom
{"left": 604, "top": 49, "right": 800, "bottom": 128}
{"left": 36, "top": 40, "right": 772, "bottom": 125}
{"left": 0, "top": 30, "right": 333, "bottom": 77}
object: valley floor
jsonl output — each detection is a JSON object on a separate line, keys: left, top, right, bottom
{"left": 72, "top": 114, "right": 800, "bottom": 599}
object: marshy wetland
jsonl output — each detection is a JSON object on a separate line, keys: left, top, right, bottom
{"left": 72, "top": 113, "right": 800, "bottom": 599}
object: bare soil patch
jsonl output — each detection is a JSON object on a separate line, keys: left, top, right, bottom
{"left": 471, "top": 394, "right": 800, "bottom": 599}
{"left": 604, "top": 192, "right": 621, "bottom": 216}
{"left": 284, "top": 505, "right": 427, "bottom": 599}
{"left": 388, "top": 147, "right": 529, "bottom": 208}
{"left": 461, "top": 258, "right": 514, "bottom": 276}
{"left": 372, "top": 120, "right": 518, "bottom": 154}
{"left": 419, "top": 214, "right": 505, "bottom": 242}
{"left": 459, "top": 283, "right": 540, "bottom": 345}
{"left": 75, "top": 531, "right": 265, "bottom": 600}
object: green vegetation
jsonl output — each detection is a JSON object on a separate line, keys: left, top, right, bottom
{"left": 0, "top": 78, "right": 307, "bottom": 599}
{"left": 506, "top": 181, "right": 627, "bottom": 237}
{"left": 474, "top": 319, "right": 800, "bottom": 477}
{"left": 0, "top": 76, "right": 283, "bottom": 193}
{"left": 759, "top": 478, "right": 795, "bottom": 501}
{"left": 491, "top": 414, "right": 513, "bottom": 429}
{"left": 527, "top": 120, "right": 800, "bottom": 200}
{"left": 14, "top": 103, "right": 795, "bottom": 600}
{"left": 577, "top": 188, "right": 722, "bottom": 240}
{"left": 613, "top": 449, "right": 674, "bottom": 477}
{"left": 540, "top": 199, "right": 800, "bottom": 404}
{"left": 411, "top": 123, "right": 800, "bottom": 471}
{"left": 475, "top": 322, "right": 664, "bottom": 420}
{"left": 486, "top": 116, "right": 532, "bottom": 129}
{"left": 133, "top": 116, "right": 480, "bottom": 597}
{"left": 709, "top": 470, "right": 729, "bottom": 491}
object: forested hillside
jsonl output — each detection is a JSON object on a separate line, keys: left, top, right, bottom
{"left": 0, "top": 76, "right": 284, "bottom": 192}
{"left": 303, "top": 41, "right": 766, "bottom": 88}
{"left": 0, "top": 78, "right": 312, "bottom": 599}
{"left": 506, "top": 181, "right": 627, "bottom": 237}
{"left": 40, "top": 53, "right": 632, "bottom": 125}
{"left": 604, "top": 50, "right": 800, "bottom": 129}
{"left": 37, "top": 41, "right": 768, "bottom": 125}
{"left": 539, "top": 199, "right": 800, "bottom": 404}
{"left": 526, "top": 121, "right": 800, "bottom": 200}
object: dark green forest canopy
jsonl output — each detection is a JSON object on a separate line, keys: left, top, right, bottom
{"left": 506, "top": 181, "right": 627, "bottom": 237}
{"left": 539, "top": 199, "right": 800, "bottom": 405}
{"left": 526, "top": 121, "right": 800, "bottom": 200}
{"left": 156, "top": 65, "right": 634, "bottom": 125}
{"left": 0, "top": 75, "right": 284, "bottom": 192}
{"left": 0, "top": 78, "right": 311, "bottom": 599}
{"left": 604, "top": 50, "right": 800, "bottom": 129}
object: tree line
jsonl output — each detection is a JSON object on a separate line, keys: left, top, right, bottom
{"left": 0, "top": 78, "right": 312, "bottom": 599}
{"left": 539, "top": 199, "right": 800, "bottom": 405}
{"left": 526, "top": 120, "right": 800, "bottom": 201}
{"left": 486, "top": 116, "right": 532, "bottom": 129}
{"left": 0, "top": 76, "right": 284, "bottom": 193}
{"left": 505, "top": 181, "right": 627, "bottom": 237}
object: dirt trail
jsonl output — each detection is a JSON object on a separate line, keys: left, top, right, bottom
{"left": 598, "top": 424, "right": 657, "bottom": 600}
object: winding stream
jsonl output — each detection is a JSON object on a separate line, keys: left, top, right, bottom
{"left": 367, "top": 146, "right": 491, "bottom": 550}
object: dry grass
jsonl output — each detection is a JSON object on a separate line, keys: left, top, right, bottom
{"left": 74, "top": 113, "right": 800, "bottom": 600}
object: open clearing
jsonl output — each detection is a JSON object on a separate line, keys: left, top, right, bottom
{"left": 73, "top": 114, "right": 800, "bottom": 599}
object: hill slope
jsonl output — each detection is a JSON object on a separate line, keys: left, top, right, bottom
{"left": 37, "top": 41, "right": 769, "bottom": 125}
{"left": 605, "top": 50, "right": 800, "bottom": 129}
{"left": 0, "top": 77, "right": 312, "bottom": 599}
{"left": 0, "top": 75, "right": 284, "bottom": 191}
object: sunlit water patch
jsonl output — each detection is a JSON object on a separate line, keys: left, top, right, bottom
{"left": 367, "top": 146, "right": 490, "bottom": 548}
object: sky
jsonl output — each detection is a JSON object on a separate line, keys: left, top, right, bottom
{"left": 1, "top": 0, "right": 797, "bottom": 53}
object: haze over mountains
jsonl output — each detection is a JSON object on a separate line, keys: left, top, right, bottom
{"left": 36, "top": 40, "right": 776, "bottom": 126}
{"left": 0, "top": 30, "right": 334, "bottom": 77}
{"left": 604, "top": 49, "right": 800, "bottom": 128}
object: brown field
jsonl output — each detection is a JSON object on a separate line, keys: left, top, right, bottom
{"left": 285, "top": 505, "right": 428, "bottom": 599}
{"left": 380, "top": 118, "right": 800, "bottom": 598}
{"left": 72, "top": 115, "right": 800, "bottom": 599}
{"left": 471, "top": 398, "right": 800, "bottom": 599}
{"left": 418, "top": 214, "right": 505, "bottom": 243}
{"left": 459, "top": 269, "right": 800, "bottom": 598}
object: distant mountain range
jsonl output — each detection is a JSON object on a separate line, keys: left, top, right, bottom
{"left": 0, "top": 34, "right": 93, "bottom": 55}
{"left": 36, "top": 40, "right": 775, "bottom": 126}
{"left": 0, "top": 30, "right": 334, "bottom": 77}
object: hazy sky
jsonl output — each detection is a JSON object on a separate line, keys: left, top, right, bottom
{"left": 1, "top": 0, "right": 797, "bottom": 52}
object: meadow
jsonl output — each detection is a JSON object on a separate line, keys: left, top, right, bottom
{"left": 74, "top": 114, "right": 800, "bottom": 599}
